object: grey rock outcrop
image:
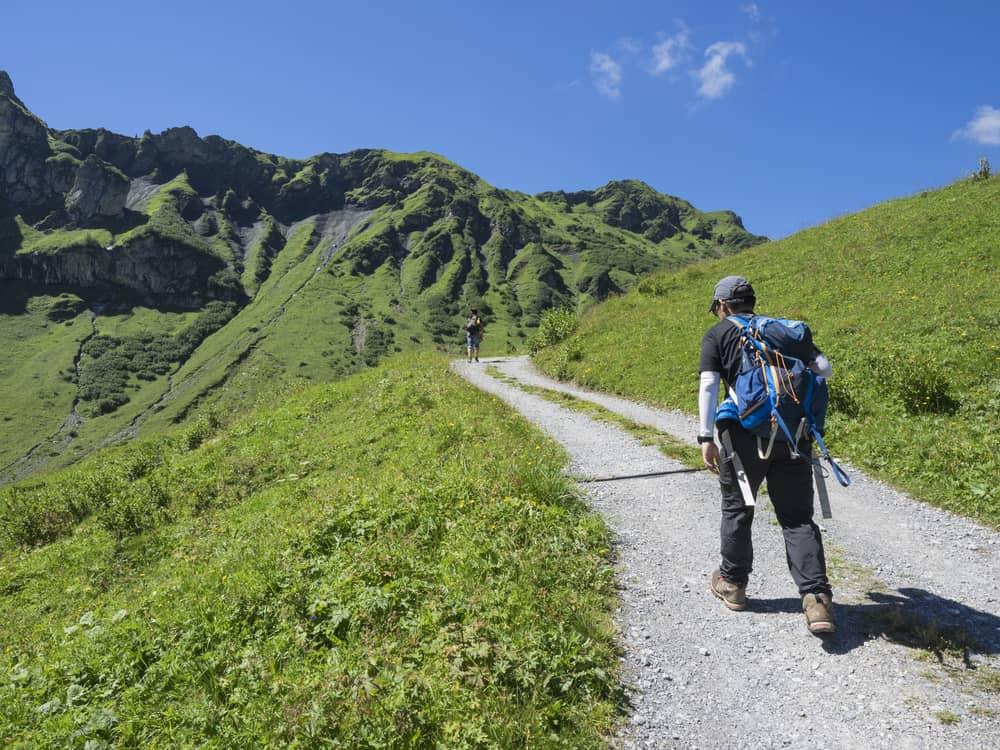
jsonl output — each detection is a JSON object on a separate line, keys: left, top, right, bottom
{"left": 0, "top": 73, "right": 58, "bottom": 212}
{"left": 65, "top": 154, "right": 128, "bottom": 220}
{"left": 0, "top": 71, "right": 15, "bottom": 99}
{"left": 0, "top": 233, "right": 227, "bottom": 305}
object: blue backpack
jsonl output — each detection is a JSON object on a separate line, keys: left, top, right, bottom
{"left": 716, "top": 314, "right": 850, "bottom": 486}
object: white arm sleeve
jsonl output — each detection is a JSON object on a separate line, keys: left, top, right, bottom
{"left": 809, "top": 353, "right": 833, "bottom": 380}
{"left": 698, "top": 371, "right": 721, "bottom": 439}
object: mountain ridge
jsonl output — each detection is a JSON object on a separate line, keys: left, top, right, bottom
{"left": 0, "top": 70, "right": 765, "bottom": 478}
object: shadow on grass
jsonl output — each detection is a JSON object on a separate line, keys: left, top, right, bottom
{"left": 0, "top": 281, "right": 32, "bottom": 314}
{"left": 748, "top": 588, "right": 1000, "bottom": 660}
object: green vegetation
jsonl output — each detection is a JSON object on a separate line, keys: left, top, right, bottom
{"left": 535, "top": 177, "right": 1000, "bottom": 527}
{"left": 528, "top": 307, "right": 579, "bottom": 354}
{"left": 118, "top": 173, "right": 221, "bottom": 258}
{"left": 0, "top": 217, "right": 111, "bottom": 258}
{"left": 975, "top": 667, "right": 1000, "bottom": 694}
{"left": 240, "top": 214, "right": 284, "bottom": 295}
{"left": 75, "top": 302, "right": 238, "bottom": 416}
{"left": 0, "top": 290, "right": 92, "bottom": 470}
{"left": 15, "top": 222, "right": 113, "bottom": 256}
{"left": 0, "top": 354, "right": 622, "bottom": 747}
{"left": 934, "top": 710, "right": 961, "bottom": 725}
{"left": 327, "top": 170, "right": 761, "bottom": 356}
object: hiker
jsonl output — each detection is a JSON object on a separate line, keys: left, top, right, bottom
{"left": 464, "top": 308, "right": 484, "bottom": 362}
{"left": 698, "top": 276, "right": 837, "bottom": 635}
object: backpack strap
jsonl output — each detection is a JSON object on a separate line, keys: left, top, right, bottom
{"left": 809, "top": 430, "right": 852, "bottom": 487}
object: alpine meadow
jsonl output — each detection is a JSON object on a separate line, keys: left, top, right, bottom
{"left": 3, "top": 10, "right": 1000, "bottom": 744}
{"left": 534, "top": 175, "right": 1000, "bottom": 528}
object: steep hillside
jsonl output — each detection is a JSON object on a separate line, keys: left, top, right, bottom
{"left": 0, "top": 354, "right": 620, "bottom": 747}
{"left": 0, "top": 70, "right": 763, "bottom": 479}
{"left": 535, "top": 176, "right": 1000, "bottom": 527}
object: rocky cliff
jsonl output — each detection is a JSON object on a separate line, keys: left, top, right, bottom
{"left": 0, "top": 70, "right": 764, "bottom": 313}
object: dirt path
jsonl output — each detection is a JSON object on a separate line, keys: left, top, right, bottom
{"left": 453, "top": 356, "right": 1000, "bottom": 749}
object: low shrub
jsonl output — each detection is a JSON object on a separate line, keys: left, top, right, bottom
{"left": 76, "top": 302, "right": 239, "bottom": 416}
{"left": 528, "top": 307, "right": 579, "bottom": 354}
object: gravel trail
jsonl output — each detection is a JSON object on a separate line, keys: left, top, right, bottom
{"left": 452, "top": 357, "right": 1000, "bottom": 749}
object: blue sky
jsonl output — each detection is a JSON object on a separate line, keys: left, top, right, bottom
{"left": 3, "top": 1, "right": 998, "bottom": 238}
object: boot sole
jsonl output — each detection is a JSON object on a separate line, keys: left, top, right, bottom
{"left": 807, "top": 620, "right": 836, "bottom": 635}
{"left": 710, "top": 583, "right": 747, "bottom": 611}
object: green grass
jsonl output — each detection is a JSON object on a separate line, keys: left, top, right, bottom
{"left": 0, "top": 354, "right": 622, "bottom": 748}
{"left": 240, "top": 214, "right": 283, "bottom": 296}
{"left": 973, "top": 666, "right": 1000, "bottom": 694}
{"left": 331, "top": 171, "right": 761, "bottom": 357}
{"left": 0, "top": 292, "right": 92, "bottom": 470}
{"left": 0, "top": 303, "right": 240, "bottom": 479}
{"left": 535, "top": 176, "right": 1000, "bottom": 527}
{"left": 6, "top": 217, "right": 112, "bottom": 256}
{"left": 74, "top": 302, "right": 237, "bottom": 417}
{"left": 137, "top": 219, "right": 333, "bottom": 428}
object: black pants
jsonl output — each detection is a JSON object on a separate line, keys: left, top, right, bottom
{"left": 717, "top": 423, "right": 831, "bottom": 596}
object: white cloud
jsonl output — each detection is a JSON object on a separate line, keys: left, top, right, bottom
{"left": 741, "top": 2, "right": 761, "bottom": 24}
{"left": 616, "top": 37, "right": 643, "bottom": 56}
{"left": 953, "top": 105, "right": 1000, "bottom": 145}
{"left": 695, "top": 41, "right": 748, "bottom": 100}
{"left": 650, "top": 24, "right": 692, "bottom": 76}
{"left": 590, "top": 51, "right": 623, "bottom": 100}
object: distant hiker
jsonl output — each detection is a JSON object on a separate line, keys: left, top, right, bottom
{"left": 698, "top": 276, "right": 837, "bottom": 635}
{"left": 465, "top": 309, "right": 484, "bottom": 362}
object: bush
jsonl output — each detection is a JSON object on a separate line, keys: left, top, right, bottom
{"left": 96, "top": 476, "right": 171, "bottom": 538}
{"left": 869, "top": 353, "right": 960, "bottom": 415}
{"left": 179, "top": 411, "right": 221, "bottom": 451}
{"left": 0, "top": 485, "right": 80, "bottom": 548}
{"left": 971, "top": 156, "right": 991, "bottom": 181}
{"left": 0, "top": 440, "right": 172, "bottom": 550}
{"left": 77, "top": 302, "right": 239, "bottom": 415}
{"left": 528, "top": 307, "right": 579, "bottom": 354}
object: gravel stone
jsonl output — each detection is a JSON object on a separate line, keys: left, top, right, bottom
{"left": 454, "top": 357, "right": 1000, "bottom": 749}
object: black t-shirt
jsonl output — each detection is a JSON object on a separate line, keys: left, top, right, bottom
{"left": 699, "top": 316, "right": 820, "bottom": 389}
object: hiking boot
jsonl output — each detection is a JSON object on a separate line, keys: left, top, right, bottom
{"left": 803, "top": 592, "right": 836, "bottom": 635}
{"left": 710, "top": 569, "right": 747, "bottom": 611}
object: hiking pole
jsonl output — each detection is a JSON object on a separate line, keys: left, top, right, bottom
{"left": 719, "top": 431, "right": 756, "bottom": 507}
{"left": 575, "top": 467, "right": 706, "bottom": 483}
{"left": 812, "top": 461, "right": 834, "bottom": 520}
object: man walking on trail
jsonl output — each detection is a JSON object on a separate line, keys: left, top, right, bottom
{"left": 697, "top": 276, "right": 837, "bottom": 635}
{"left": 465, "top": 308, "right": 484, "bottom": 362}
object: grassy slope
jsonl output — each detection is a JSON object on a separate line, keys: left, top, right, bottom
{"left": 0, "top": 304, "right": 206, "bottom": 477}
{"left": 0, "top": 293, "right": 91, "bottom": 468}
{"left": 535, "top": 177, "right": 1000, "bottom": 527}
{"left": 53, "top": 308, "right": 203, "bottom": 464}
{"left": 138, "top": 219, "right": 355, "bottom": 430}
{"left": 0, "top": 354, "right": 620, "bottom": 748}
{"left": 3, "top": 133, "right": 761, "bottom": 476}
